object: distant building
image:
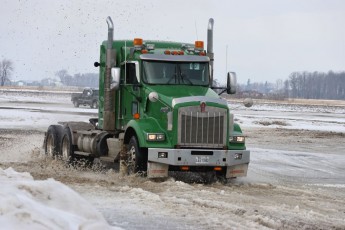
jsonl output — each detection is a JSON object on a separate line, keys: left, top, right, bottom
{"left": 40, "top": 78, "right": 62, "bottom": 86}
{"left": 17, "top": 81, "right": 25, "bottom": 86}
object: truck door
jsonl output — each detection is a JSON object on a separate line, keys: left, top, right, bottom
{"left": 120, "top": 61, "right": 140, "bottom": 127}
{"left": 82, "top": 88, "right": 91, "bottom": 104}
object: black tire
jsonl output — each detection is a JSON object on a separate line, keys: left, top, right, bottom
{"left": 73, "top": 100, "right": 79, "bottom": 108}
{"left": 45, "top": 125, "right": 62, "bottom": 158}
{"left": 200, "top": 171, "right": 217, "bottom": 184}
{"left": 215, "top": 170, "right": 231, "bottom": 184}
{"left": 127, "top": 136, "right": 147, "bottom": 174}
{"left": 91, "top": 101, "right": 98, "bottom": 109}
{"left": 96, "top": 132, "right": 111, "bottom": 156}
{"left": 60, "top": 126, "right": 75, "bottom": 162}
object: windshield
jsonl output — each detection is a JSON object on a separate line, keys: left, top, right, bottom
{"left": 143, "top": 61, "right": 209, "bottom": 86}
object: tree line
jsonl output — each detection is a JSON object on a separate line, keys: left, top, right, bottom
{"left": 238, "top": 71, "right": 345, "bottom": 100}
{"left": 55, "top": 70, "right": 98, "bottom": 88}
{"left": 0, "top": 58, "right": 98, "bottom": 88}
{"left": 287, "top": 71, "right": 345, "bottom": 100}
{"left": 2, "top": 58, "right": 344, "bottom": 100}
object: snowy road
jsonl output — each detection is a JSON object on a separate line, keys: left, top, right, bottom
{"left": 1, "top": 90, "right": 345, "bottom": 229}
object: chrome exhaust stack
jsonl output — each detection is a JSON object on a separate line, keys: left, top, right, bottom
{"left": 103, "top": 16, "right": 116, "bottom": 131}
{"left": 207, "top": 18, "right": 214, "bottom": 87}
{"left": 106, "top": 17, "right": 114, "bottom": 51}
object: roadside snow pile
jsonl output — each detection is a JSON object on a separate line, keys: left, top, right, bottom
{"left": 0, "top": 91, "right": 70, "bottom": 104}
{"left": 0, "top": 167, "right": 121, "bottom": 230}
{"left": 229, "top": 101, "right": 345, "bottom": 114}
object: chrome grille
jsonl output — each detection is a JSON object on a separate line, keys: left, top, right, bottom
{"left": 178, "top": 106, "right": 227, "bottom": 148}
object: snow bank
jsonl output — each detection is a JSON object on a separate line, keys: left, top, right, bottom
{"left": 0, "top": 167, "right": 121, "bottom": 230}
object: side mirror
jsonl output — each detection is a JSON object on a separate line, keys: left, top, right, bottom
{"left": 227, "top": 72, "right": 237, "bottom": 94}
{"left": 110, "top": 67, "right": 120, "bottom": 90}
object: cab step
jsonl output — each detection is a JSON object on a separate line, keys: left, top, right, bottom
{"left": 74, "top": 151, "right": 92, "bottom": 157}
{"left": 99, "top": 156, "right": 115, "bottom": 162}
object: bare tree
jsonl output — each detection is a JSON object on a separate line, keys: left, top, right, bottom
{"left": 284, "top": 79, "right": 289, "bottom": 98}
{"left": 55, "top": 69, "right": 72, "bottom": 86}
{"left": 0, "top": 59, "right": 14, "bottom": 86}
{"left": 275, "top": 79, "right": 283, "bottom": 91}
{"left": 289, "top": 72, "right": 298, "bottom": 98}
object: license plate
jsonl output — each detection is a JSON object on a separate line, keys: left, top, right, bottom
{"left": 195, "top": 156, "right": 209, "bottom": 164}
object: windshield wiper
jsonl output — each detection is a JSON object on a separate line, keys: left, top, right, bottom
{"left": 166, "top": 73, "right": 178, "bottom": 84}
{"left": 180, "top": 73, "right": 193, "bottom": 85}
{"left": 178, "top": 65, "right": 193, "bottom": 85}
{"left": 166, "top": 65, "right": 178, "bottom": 84}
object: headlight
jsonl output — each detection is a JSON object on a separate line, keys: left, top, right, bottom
{"left": 147, "top": 133, "right": 165, "bottom": 141}
{"left": 230, "top": 136, "right": 245, "bottom": 143}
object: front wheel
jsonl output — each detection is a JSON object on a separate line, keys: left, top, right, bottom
{"left": 215, "top": 170, "right": 233, "bottom": 184}
{"left": 126, "top": 136, "right": 147, "bottom": 175}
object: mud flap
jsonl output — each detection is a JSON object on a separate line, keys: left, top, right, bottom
{"left": 106, "top": 138, "right": 122, "bottom": 159}
{"left": 147, "top": 162, "right": 168, "bottom": 178}
{"left": 226, "top": 163, "right": 249, "bottom": 178}
{"left": 119, "top": 144, "right": 128, "bottom": 176}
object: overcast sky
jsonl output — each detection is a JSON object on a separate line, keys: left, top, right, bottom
{"left": 1, "top": 0, "right": 344, "bottom": 84}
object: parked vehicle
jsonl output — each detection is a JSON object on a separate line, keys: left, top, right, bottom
{"left": 71, "top": 88, "right": 99, "bottom": 108}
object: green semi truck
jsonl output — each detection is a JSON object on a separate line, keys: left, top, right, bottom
{"left": 44, "top": 17, "right": 250, "bottom": 181}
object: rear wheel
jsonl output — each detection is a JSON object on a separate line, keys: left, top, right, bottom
{"left": 91, "top": 101, "right": 98, "bottom": 109}
{"left": 60, "top": 126, "right": 75, "bottom": 162}
{"left": 73, "top": 100, "right": 79, "bottom": 108}
{"left": 45, "top": 125, "right": 62, "bottom": 158}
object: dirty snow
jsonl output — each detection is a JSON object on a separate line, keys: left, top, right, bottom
{"left": 230, "top": 101, "right": 345, "bottom": 133}
{"left": 1, "top": 90, "right": 345, "bottom": 229}
{"left": 0, "top": 167, "right": 120, "bottom": 230}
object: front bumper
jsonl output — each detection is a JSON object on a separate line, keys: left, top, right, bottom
{"left": 148, "top": 148, "right": 250, "bottom": 167}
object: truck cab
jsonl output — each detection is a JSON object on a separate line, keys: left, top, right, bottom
{"left": 45, "top": 17, "right": 249, "bottom": 182}
{"left": 94, "top": 17, "right": 249, "bottom": 179}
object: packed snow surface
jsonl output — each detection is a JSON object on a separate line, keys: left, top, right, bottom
{"left": 1, "top": 89, "right": 345, "bottom": 229}
{"left": 0, "top": 167, "right": 120, "bottom": 230}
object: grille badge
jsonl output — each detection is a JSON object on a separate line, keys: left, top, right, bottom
{"left": 200, "top": 101, "right": 206, "bottom": 112}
